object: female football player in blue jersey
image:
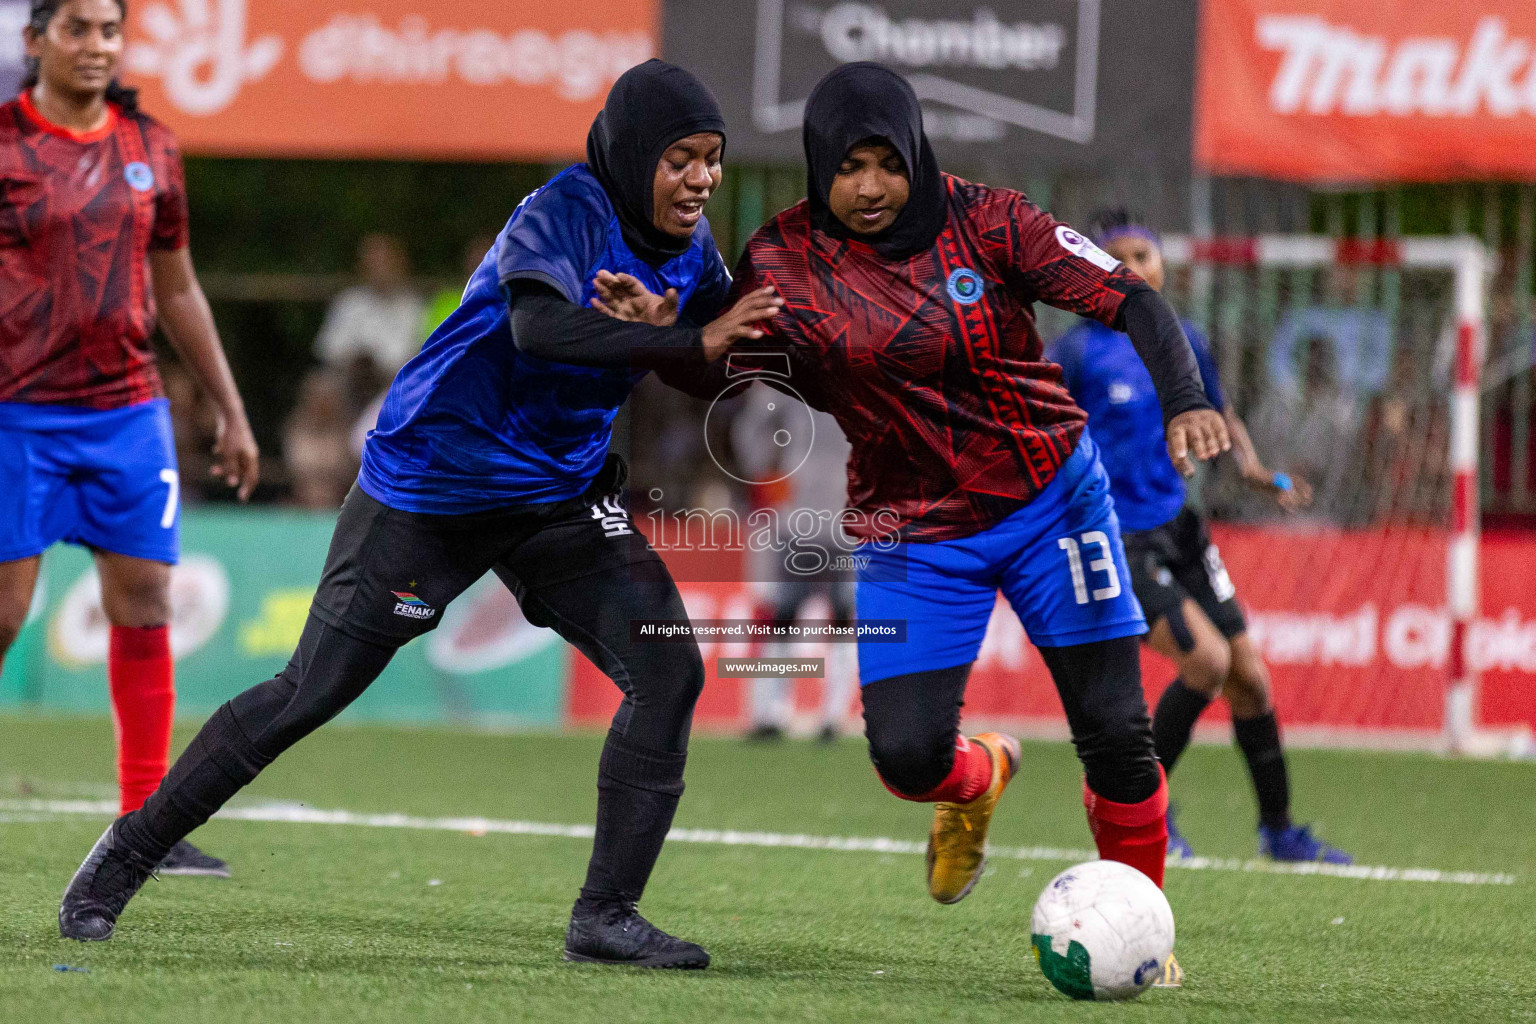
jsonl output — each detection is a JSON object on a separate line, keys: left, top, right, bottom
{"left": 596, "top": 65, "right": 1228, "bottom": 920}
{"left": 1050, "top": 209, "right": 1351, "bottom": 866}
{"left": 60, "top": 60, "right": 782, "bottom": 968}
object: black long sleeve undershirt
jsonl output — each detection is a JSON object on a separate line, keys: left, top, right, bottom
{"left": 506, "top": 282, "right": 707, "bottom": 371}
{"left": 1113, "top": 286, "right": 1213, "bottom": 426}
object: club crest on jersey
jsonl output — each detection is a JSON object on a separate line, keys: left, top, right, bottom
{"left": 946, "top": 267, "right": 984, "bottom": 305}
{"left": 391, "top": 590, "right": 436, "bottom": 620}
{"left": 124, "top": 162, "right": 155, "bottom": 193}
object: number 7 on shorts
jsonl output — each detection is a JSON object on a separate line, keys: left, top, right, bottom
{"left": 160, "top": 469, "right": 179, "bottom": 529}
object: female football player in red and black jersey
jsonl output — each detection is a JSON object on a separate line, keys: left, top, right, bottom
{"left": 1, "top": 0, "right": 258, "bottom": 874}
{"left": 600, "top": 65, "right": 1229, "bottom": 926}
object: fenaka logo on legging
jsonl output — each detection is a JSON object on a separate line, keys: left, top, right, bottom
{"left": 391, "top": 590, "right": 437, "bottom": 621}
{"left": 590, "top": 496, "right": 634, "bottom": 539}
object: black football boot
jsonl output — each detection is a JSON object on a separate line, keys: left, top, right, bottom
{"left": 58, "top": 823, "right": 159, "bottom": 941}
{"left": 564, "top": 900, "right": 710, "bottom": 969}
{"left": 158, "top": 840, "right": 231, "bottom": 878}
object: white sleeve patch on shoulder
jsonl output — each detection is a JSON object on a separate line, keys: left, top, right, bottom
{"left": 1054, "top": 225, "right": 1121, "bottom": 273}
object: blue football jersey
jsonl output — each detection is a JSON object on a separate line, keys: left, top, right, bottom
{"left": 1048, "top": 319, "right": 1225, "bottom": 533}
{"left": 358, "top": 165, "right": 731, "bottom": 514}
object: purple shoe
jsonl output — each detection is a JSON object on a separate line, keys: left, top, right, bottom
{"left": 1166, "top": 804, "right": 1195, "bottom": 859}
{"left": 1258, "top": 823, "right": 1353, "bottom": 865}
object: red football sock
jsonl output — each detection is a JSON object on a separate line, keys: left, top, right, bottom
{"left": 108, "top": 625, "right": 176, "bottom": 816}
{"left": 880, "top": 734, "right": 992, "bottom": 803}
{"left": 1083, "top": 768, "right": 1169, "bottom": 887}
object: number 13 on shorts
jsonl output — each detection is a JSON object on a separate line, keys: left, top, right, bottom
{"left": 1058, "top": 532, "right": 1121, "bottom": 604}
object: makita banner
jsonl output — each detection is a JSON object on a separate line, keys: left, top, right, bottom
{"left": 110, "top": 0, "right": 656, "bottom": 159}
{"left": 1198, "top": 2, "right": 1536, "bottom": 182}
{"left": 662, "top": 0, "right": 1197, "bottom": 173}
{"left": 569, "top": 527, "right": 1536, "bottom": 742}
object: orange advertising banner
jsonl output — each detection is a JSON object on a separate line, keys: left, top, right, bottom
{"left": 120, "top": 0, "right": 656, "bottom": 160}
{"left": 1197, "top": 1, "right": 1536, "bottom": 182}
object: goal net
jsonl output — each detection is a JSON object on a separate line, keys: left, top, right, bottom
{"left": 1148, "top": 234, "right": 1525, "bottom": 755}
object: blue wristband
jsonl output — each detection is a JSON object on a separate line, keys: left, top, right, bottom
{"left": 1272, "top": 472, "right": 1293, "bottom": 492}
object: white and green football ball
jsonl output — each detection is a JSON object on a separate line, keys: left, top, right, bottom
{"left": 1030, "top": 860, "right": 1175, "bottom": 1001}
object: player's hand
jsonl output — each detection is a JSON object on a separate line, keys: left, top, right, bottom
{"left": 1244, "top": 465, "right": 1314, "bottom": 512}
{"left": 1166, "top": 409, "right": 1231, "bottom": 479}
{"left": 211, "top": 406, "right": 260, "bottom": 501}
{"left": 590, "top": 270, "right": 679, "bottom": 327}
{"left": 702, "top": 287, "right": 782, "bottom": 361}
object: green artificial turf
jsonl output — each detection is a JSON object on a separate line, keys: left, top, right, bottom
{"left": 1, "top": 715, "right": 1533, "bottom": 1023}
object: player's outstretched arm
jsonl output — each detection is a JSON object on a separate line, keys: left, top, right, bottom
{"left": 1166, "top": 410, "right": 1230, "bottom": 479}
{"left": 1116, "top": 287, "right": 1231, "bottom": 477}
{"left": 592, "top": 272, "right": 781, "bottom": 361}
{"left": 510, "top": 281, "right": 778, "bottom": 370}
{"left": 585, "top": 272, "right": 786, "bottom": 398}
{"left": 511, "top": 282, "right": 702, "bottom": 369}
{"left": 585, "top": 274, "right": 782, "bottom": 360}
{"left": 1223, "top": 408, "right": 1313, "bottom": 511}
{"left": 699, "top": 287, "right": 782, "bottom": 360}
{"left": 590, "top": 271, "right": 679, "bottom": 326}
{"left": 149, "top": 247, "right": 260, "bottom": 501}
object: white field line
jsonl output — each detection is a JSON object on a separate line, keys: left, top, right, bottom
{"left": 0, "top": 799, "right": 1517, "bottom": 887}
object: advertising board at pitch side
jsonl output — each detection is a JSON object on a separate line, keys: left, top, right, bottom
{"left": 664, "top": 0, "right": 1197, "bottom": 172}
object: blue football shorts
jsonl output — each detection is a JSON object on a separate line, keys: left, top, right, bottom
{"left": 0, "top": 398, "right": 181, "bottom": 565}
{"left": 856, "top": 433, "right": 1146, "bottom": 685}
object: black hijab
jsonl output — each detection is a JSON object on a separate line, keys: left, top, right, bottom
{"left": 586, "top": 59, "right": 726, "bottom": 267}
{"left": 803, "top": 63, "right": 948, "bottom": 261}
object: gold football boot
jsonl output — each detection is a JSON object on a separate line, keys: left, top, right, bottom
{"left": 925, "top": 732, "right": 1021, "bottom": 904}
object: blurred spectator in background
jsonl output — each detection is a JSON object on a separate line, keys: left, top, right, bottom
{"left": 626, "top": 373, "right": 714, "bottom": 507}
{"left": 307, "top": 233, "right": 421, "bottom": 497}
{"left": 160, "top": 360, "right": 218, "bottom": 504}
{"left": 350, "top": 389, "right": 384, "bottom": 465}
{"left": 1363, "top": 346, "right": 1450, "bottom": 525}
{"left": 1485, "top": 248, "right": 1536, "bottom": 517}
{"left": 164, "top": 356, "right": 293, "bottom": 505}
{"left": 733, "top": 383, "right": 858, "bottom": 742}
{"left": 283, "top": 369, "right": 357, "bottom": 509}
{"left": 0, "top": 2, "right": 24, "bottom": 100}
{"left": 1267, "top": 306, "right": 1393, "bottom": 400}
{"left": 345, "top": 233, "right": 503, "bottom": 465}
{"left": 1243, "top": 276, "right": 1395, "bottom": 525}
{"left": 314, "top": 233, "right": 424, "bottom": 397}
{"left": 1249, "top": 333, "right": 1364, "bottom": 523}
{"left": 421, "top": 233, "right": 499, "bottom": 339}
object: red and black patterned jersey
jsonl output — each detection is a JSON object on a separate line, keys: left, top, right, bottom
{"left": 732, "top": 174, "right": 1148, "bottom": 543}
{"left": 0, "top": 93, "right": 189, "bottom": 409}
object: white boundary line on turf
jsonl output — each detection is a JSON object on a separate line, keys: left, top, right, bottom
{"left": 0, "top": 799, "right": 1516, "bottom": 887}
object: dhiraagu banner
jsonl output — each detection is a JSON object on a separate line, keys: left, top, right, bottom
{"left": 0, "top": 509, "right": 567, "bottom": 727}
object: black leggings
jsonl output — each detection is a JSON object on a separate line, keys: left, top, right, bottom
{"left": 860, "top": 635, "right": 1159, "bottom": 804}
{"left": 127, "top": 568, "right": 704, "bottom": 856}
{"left": 237, "top": 567, "right": 703, "bottom": 758}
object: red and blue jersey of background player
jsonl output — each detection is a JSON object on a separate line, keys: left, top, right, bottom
{"left": 0, "top": 95, "right": 189, "bottom": 565}
{"left": 1049, "top": 317, "right": 1226, "bottom": 533}
{"left": 731, "top": 174, "right": 1148, "bottom": 543}
{"left": 0, "top": 92, "right": 189, "bottom": 409}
